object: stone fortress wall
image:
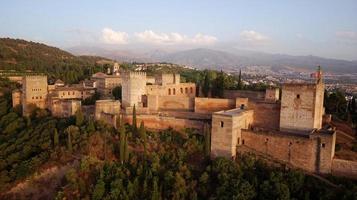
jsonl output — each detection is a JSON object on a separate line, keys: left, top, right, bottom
{"left": 12, "top": 66, "right": 357, "bottom": 178}
{"left": 240, "top": 129, "right": 335, "bottom": 173}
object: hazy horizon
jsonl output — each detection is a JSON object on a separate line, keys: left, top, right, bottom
{"left": 1, "top": 0, "right": 357, "bottom": 60}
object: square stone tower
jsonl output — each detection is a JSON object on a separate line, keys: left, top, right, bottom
{"left": 279, "top": 81, "right": 324, "bottom": 132}
{"left": 121, "top": 72, "right": 147, "bottom": 107}
{"left": 22, "top": 75, "right": 48, "bottom": 115}
{"left": 211, "top": 108, "right": 254, "bottom": 158}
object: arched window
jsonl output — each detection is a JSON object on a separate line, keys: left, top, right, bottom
{"left": 190, "top": 87, "right": 193, "bottom": 93}
{"left": 168, "top": 88, "right": 171, "bottom": 95}
{"left": 180, "top": 88, "right": 183, "bottom": 93}
{"left": 173, "top": 88, "right": 176, "bottom": 95}
{"left": 185, "top": 88, "right": 188, "bottom": 94}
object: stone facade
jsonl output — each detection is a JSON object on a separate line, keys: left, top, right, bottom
{"left": 280, "top": 82, "right": 324, "bottom": 132}
{"left": 194, "top": 97, "right": 237, "bottom": 114}
{"left": 49, "top": 86, "right": 95, "bottom": 100}
{"left": 147, "top": 95, "right": 194, "bottom": 112}
{"left": 22, "top": 76, "right": 48, "bottom": 115}
{"left": 12, "top": 90, "right": 22, "bottom": 108}
{"left": 211, "top": 108, "right": 254, "bottom": 158}
{"left": 50, "top": 99, "right": 81, "bottom": 118}
{"left": 92, "top": 72, "right": 121, "bottom": 98}
{"left": 95, "top": 100, "right": 121, "bottom": 121}
{"left": 241, "top": 129, "right": 335, "bottom": 173}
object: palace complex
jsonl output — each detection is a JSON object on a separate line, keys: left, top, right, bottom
{"left": 11, "top": 66, "right": 357, "bottom": 178}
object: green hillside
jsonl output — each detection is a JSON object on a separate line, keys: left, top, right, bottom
{"left": 0, "top": 38, "right": 112, "bottom": 83}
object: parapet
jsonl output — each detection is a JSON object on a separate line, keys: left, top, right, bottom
{"left": 122, "top": 71, "right": 146, "bottom": 79}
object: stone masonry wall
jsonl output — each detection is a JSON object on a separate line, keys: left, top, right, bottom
{"left": 195, "top": 98, "right": 236, "bottom": 114}
{"left": 123, "top": 114, "right": 204, "bottom": 132}
{"left": 241, "top": 130, "right": 335, "bottom": 173}
{"left": 147, "top": 95, "right": 194, "bottom": 111}
{"left": 249, "top": 101, "right": 281, "bottom": 130}
{"left": 223, "top": 90, "right": 265, "bottom": 100}
{"left": 331, "top": 159, "right": 357, "bottom": 179}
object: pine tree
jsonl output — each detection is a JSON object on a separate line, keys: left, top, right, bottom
{"left": 132, "top": 105, "right": 137, "bottom": 133}
{"left": 204, "top": 123, "right": 211, "bottom": 157}
{"left": 120, "top": 124, "right": 126, "bottom": 163}
{"left": 52, "top": 128, "right": 59, "bottom": 148}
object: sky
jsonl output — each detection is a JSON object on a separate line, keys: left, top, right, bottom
{"left": 0, "top": 0, "right": 357, "bottom": 60}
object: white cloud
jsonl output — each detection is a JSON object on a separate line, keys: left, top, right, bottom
{"left": 239, "top": 30, "right": 270, "bottom": 44}
{"left": 134, "top": 30, "right": 217, "bottom": 45}
{"left": 336, "top": 31, "right": 357, "bottom": 41}
{"left": 102, "top": 28, "right": 129, "bottom": 44}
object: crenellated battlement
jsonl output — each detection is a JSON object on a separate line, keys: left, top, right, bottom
{"left": 122, "top": 71, "right": 146, "bottom": 80}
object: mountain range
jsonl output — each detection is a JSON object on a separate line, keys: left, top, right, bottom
{"left": 68, "top": 46, "right": 357, "bottom": 73}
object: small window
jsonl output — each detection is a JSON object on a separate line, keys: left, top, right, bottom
{"left": 185, "top": 88, "right": 188, "bottom": 94}
{"left": 240, "top": 104, "right": 245, "bottom": 109}
{"left": 168, "top": 89, "right": 171, "bottom": 95}
{"left": 289, "top": 142, "right": 292, "bottom": 146}
{"left": 297, "top": 94, "right": 300, "bottom": 99}
{"left": 180, "top": 88, "right": 183, "bottom": 93}
{"left": 190, "top": 87, "right": 193, "bottom": 93}
{"left": 242, "top": 140, "right": 245, "bottom": 145}
{"left": 322, "top": 143, "right": 325, "bottom": 148}
{"left": 173, "top": 88, "right": 176, "bottom": 95}
{"left": 220, "top": 121, "right": 224, "bottom": 127}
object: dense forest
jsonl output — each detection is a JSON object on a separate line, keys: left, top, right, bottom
{"left": 0, "top": 78, "right": 356, "bottom": 199}
{"left": 0, "top": 38, "right": 112, "bottom": 84}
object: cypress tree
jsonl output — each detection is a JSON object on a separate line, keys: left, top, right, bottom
{"left": 202, "top": 71, "right": 210, "bottom": 97}
{"left": 132, "top": 105, "right": 137, "bottom": 133}
{"left": 120, "top": 124, "right": 126, "bottom": 163}
{"left": 124, "top": 134, "right": 129, "bottom": 163}
{"left": 204, "top": 123, "right": 211, "bottom": 157}
{"left": 116, "top": 114, "right": 121, "bottom": 129}
{"left": 75, "top": 109, "right": 84, "bottom": 127}
{"left": 53, "top": 128, "right": 59, "bottom": 148}
{"left": 237, "top": 69, "right": 242, "bottom": 89}
{"left": 67, "top": 129, "right": 72, "bottom": 153}
{"left": 139, "top": 121, "right": 147, "bottom": 157}
{"left": 151, "top": 177, "right": 160, "bottom": 200}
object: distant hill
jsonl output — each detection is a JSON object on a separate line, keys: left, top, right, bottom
{"left": 0, "top": 38, "right": 112, "bottom": 83}
{"left": 69, "top": 45, "right": 357, "bottom": 73}
{"left": 157, "top": 48, "right": 357, "bottom": 73}
{"left": 0, "top": 38, "right": 112, "bottom": 70}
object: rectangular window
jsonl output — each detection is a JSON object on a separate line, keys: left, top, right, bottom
{"left": 220, "top": 121, "right": 224, "bottom": 127}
